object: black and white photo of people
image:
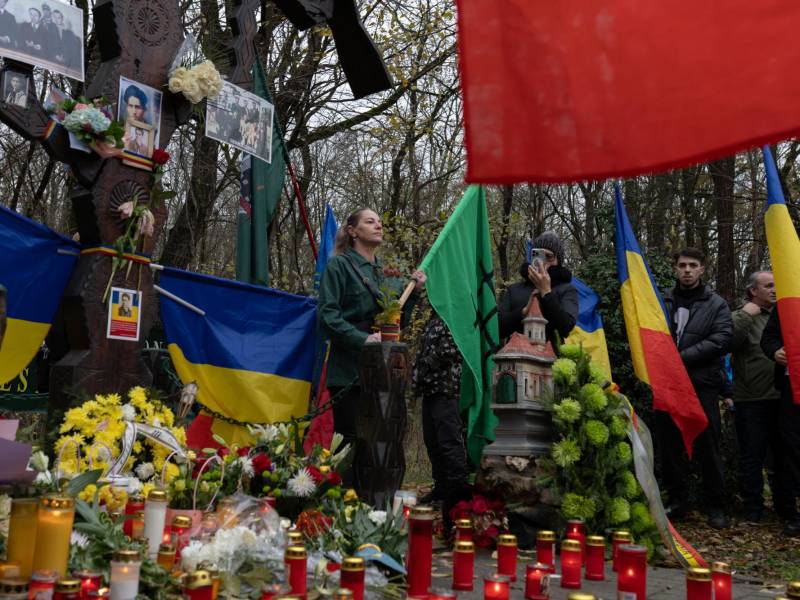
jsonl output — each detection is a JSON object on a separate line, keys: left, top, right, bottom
{"left": 205, "top": 80, "right": 274, "bottom": 164}
{"left": 0, "top": 0, "right": 84, "bottom": 81}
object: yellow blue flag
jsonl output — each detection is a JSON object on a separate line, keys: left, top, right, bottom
{"left": 565, "top": 277, "right": 612, "bottom": 380}
{"left": 158, "top": 267, "right": 317, "bottom": 445}
{"left": 0, "top": 206, "right": 78, "bottom": 384}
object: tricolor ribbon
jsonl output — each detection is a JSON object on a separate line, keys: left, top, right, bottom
{"left": 80, "top": 245, "right": 152, "bottom": 265}
{"left": 40, "top": 118, "right": 60, "bottom": 142}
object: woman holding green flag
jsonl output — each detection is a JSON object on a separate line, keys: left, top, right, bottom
{"left": 317, "top": 208, "right": 425, "bottom": 485}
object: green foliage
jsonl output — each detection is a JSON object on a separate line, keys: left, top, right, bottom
{"left": 536, "top": 346, "right": 661, "bottom": 558}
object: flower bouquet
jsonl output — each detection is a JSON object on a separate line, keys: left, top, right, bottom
{"left": 448, "top": 492, "right": 508, "bottom": 548}
{"left": 167, "top": 34, "right": 223, "bottom": 105}
{"left": 49, "top": 96, "right": 125, "bottom": 157}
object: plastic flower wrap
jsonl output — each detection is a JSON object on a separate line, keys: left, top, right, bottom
{"left": 552, "top": 398, "right": 581, "bottom": 424}
{"left": 552, "top": 358, "right": 578, "bottom": 386}
{"left": 551, "top": 438, "right": 581, "bottom": 467}
{"left": 608, "top": 497, "right": 631, "bottom": 524}
{"left": 579, "top": 383, "right": 608, "bottom": 412}
{"left": 583, "top": 419, "right": 609, "bottom": 447}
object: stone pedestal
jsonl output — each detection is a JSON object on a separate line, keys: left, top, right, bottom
{"left": 355, "top": 341, "right": 409, "bottom": 507}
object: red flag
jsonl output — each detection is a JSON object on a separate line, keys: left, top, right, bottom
{"left": 456, "top": 0, "right": 800, "bottom": 183}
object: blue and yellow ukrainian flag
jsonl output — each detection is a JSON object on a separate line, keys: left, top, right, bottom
{"left": 313, "top": 204, "right": 338, "bottom": 292}
{"left": 0, "top": 205, "right": 78, "bottom": 384}
{"left": 565, "top": 277, "right": 612, "bottom": 380}
{"left": 158, "top": 267, "right": 318, "bottom": 445}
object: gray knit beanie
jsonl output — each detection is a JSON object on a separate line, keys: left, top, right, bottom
{"left": 531, "top": 231, "right": 564, "bottom": 265}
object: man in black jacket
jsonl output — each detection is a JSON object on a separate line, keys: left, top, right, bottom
{"left": 498, "top": 231, "right": 578, "bottom": 346}
{"left": 760, "top": 307, "right": 800, "bottom": 536}
{"left": 659, "top": 248, "right": 732, "bottom": 529}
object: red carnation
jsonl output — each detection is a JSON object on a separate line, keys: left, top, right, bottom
{"left": 252, "top": 453, "right": 272, "bottom": 475}
{"left": 152, "top": 148, "right": 171, "bottom": 165}
{"left": 326, "top": 471, "right": 342, "bottom": 486}
{"left": 218, "top": 447, "right": 230, "bottom": 458}
{"left": 306, "top": 465, "right": 324, "bottom": 484}
{"left": 237, "top": 446, "right": 250, "bottom": 457}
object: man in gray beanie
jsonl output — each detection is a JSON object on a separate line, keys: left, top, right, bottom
{"left": 498, "top": 231, "right": 578, "bottom": 346}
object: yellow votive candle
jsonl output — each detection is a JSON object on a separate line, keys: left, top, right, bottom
{"left": 31, "top": 495, "right": 75, "bottom": 577}
{"left": 6, "top": 498, "right": 38, "bottom": 578}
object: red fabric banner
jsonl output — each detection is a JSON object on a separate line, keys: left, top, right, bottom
{"left": 457, "top": 0, "right": 800, "bottom": 183}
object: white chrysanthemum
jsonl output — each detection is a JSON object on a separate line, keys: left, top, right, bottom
{"left": 237, "top": 456, "right": 254, "bottom": 478}
{"left": 152, "top": 417, "right": 161, "bottom": 427}
{"left": 368, "top": 510, "right": 387, "bottom": 526}
{"left": 34, "top": 471, "right": 53, "bottom": 486}
{"left": 127, "top": 478, "right": 143, "bottom": 494}
{"left": 29, "top": 450, "right": 49, "bottom": 472}
{"left": 121, "top": 403, "right": 136, "bottom": 421}
{"left": 71, "top": 531, "right": 90, "bottom": 548}
{"left": 134, "top": 462, "right": 155, "bottom": 481}
{"left": 287, "top": 468, "right": 316, "bottom": 497}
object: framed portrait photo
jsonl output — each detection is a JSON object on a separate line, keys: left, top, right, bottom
{"left": 118, "top": 76, "right": 163, "bottom": 148}
{"left": 123, "top": 119, "right": 154, "bottom": 158}
{"left": 2, "top": 70, "right": 28, "bottom": 108}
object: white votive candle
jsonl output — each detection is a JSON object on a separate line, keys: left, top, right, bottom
{"left": 109, "top": 549, "right": 141, "bottom": 600}
{"left": 143, "top": 489, "right": 168, "bottom": 559}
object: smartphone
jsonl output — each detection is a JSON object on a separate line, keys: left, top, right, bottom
{"left": 531, "top": 248, "right": 546, "bottom": 272}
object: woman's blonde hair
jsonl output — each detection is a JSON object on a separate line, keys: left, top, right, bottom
{"left": 333, "top": 208, "right": 371, "bottom": 255}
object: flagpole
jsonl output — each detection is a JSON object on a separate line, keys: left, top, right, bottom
{"left": 398, "top": 281, "right": 416, "bottom": 308}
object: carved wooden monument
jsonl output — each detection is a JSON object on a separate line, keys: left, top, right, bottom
{"left": 0, "top": 0, "right": 259, "bottom": 404}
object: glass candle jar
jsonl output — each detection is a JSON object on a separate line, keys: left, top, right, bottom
{"left": 0, "top": 563, "right": 21, "bottom": 579}
{"left": 285, "top": 545, "right": 307, "bottom": 598}
{"left": 130, "top": 511, "right": 145, "bottom": 541}
{"left": 287, "top": 531, "right": 305, "bottom": 547}
{"left": 483, "top": 574, "right": 510, "bottom": 600}
{"left": 406, "top": 506, "right": 434, "bottom": 599}
{"left": 143, "top": 490, "right": 168, "bottom": 559}
{"left": 455, "top": 518, "right": 472, "bottom": 541}
{"left": 53, "top": 579, "right": 81, "bottom": 599}
{"left": 787, "top": 581, "right": 800, "bottom": 598}
{"left": 339, "top": 557, "right": 365, "bottom": 600}
{"left": 560, "top": 539, "right": 582, "bottom": 589}
{"left": 261, "top": 583, "right": 289, "bottom": 600}
{"left": 524, "top": 562, "right": 549, "bottom": 600}
{"left": 617, "top": 544, "right": 647, "bottom": 600}
{"left": 333, "top": 590, "right": 353, "bottom": 600}
{"left": 711, "top": 561, "right": 732, "bottom": 600}
{"left": 157, "top": 543, "right": 176, "bottom": 572}
{"left": 28, "top": 569, "right": 59, "bottom": 599}
{"left": 171, "top": 515, "right": 193, "bottom": 557}
{"left": 32, "top": 495, "right": 75, "bottom": 577}
{"left": 183, "top": 570, "right": 213, "bottom": 600}
{"left": 109, "top": 549, "right": 141, "bottom": 600}
{"left": 73, "top": 569, "right": 102, "bottom": 599}
{"left": 200, "top": 512, "right": 218, "bottom": 540}
{"left": 0, "top": 577, "right": 28, "bottom": 599}
{"left": 428, "top": 589, "right": 456, "bottom": 600}
{"left": 452, "top": 540, "right": 475, "bottom": 591}
{"left": 122, "top": 495, "right": 145, "bottom": 538}
{"left": 496, "top": 534, "right": 518, "bottom": 582}
{"left": 584, "top": 535, "right": 605, "bottom": 581}
{"left": 536, "top": 530, "right": 556, "bottom": 572}
{"left": 611, "top": 530, "right": 632, "bottom": 572}
{"left": 567, "top": 594, "right": 596, "bottom": 600}
{"left": 686, "top": 567, "right": 712, "bottom": 600}
{"left": 87, "top": 589, "right": 110, "bottom": 599}
{"left": 7, "top": 498, "right": 38, "bottom": 579}
{"left": 216, "top": 497, "right": 237, "bottom": 529}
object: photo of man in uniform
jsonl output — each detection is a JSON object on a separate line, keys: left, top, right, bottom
{"left": 118, "top": 293, "right": 133, "bottom": 317}
{"left": 3, "top": 72, "right": 28, "bottom": 107}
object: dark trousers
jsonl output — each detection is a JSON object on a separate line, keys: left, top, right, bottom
{"left": 734, "top": 400, "right": 793, "bottom": 516}
{"left": 777, "top": 382, "right": 800, "bottom": 518}
{"left": 422, "top": 393, "right": 468, "bottom": 494}
{"left": 656, "top": 386, "right": 725, "bottom": 508}
{"left": 330, "top": 385, "right": 360, "bottom": 488}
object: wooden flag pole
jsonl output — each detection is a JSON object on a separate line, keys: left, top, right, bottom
{"left": 398, "top": 280, "right": 417, "bottom": 308}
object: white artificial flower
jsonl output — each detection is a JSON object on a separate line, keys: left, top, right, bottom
{"left": 134, "top": 462, "right": 155, "bottom": 481}
{"left": 236, "top": 456, "right": 254, "bottom": 478}
{"left": 71, "top": 531, "right": 90, "bottom": 549}
{"left": 29, "top": 450, "right": 49, "bottom": 472}
{"left": 127, "top": 478, "right": 143, "bottom": 494}
{"left": 121, "top": 403, "right": 136, "bottom": 421}
{"left": 368, "top": 510, "right": 387, "bottom": 526}
{"left": 287, "top": 468, "right": 316, "bottom": 497}
{"left": 34, "top": 471, "right": 53, "bottom": 486}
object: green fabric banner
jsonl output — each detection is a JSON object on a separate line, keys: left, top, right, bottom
{"left": 419, "top": 185, "right": 499, "bottom": 465}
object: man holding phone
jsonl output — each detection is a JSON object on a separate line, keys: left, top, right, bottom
{"left": 498, "top": 231, "right": 578, "bottom": 346}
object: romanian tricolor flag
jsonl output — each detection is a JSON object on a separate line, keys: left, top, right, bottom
{"left": 158, "top": 267, "right": 317, "bottom": 446}
{"left": 0, "top": 205, "right": 78, "bottom": 384}
{"left": 762, "top": 146, "right": 800, "bottom": 404}
{"left": 565, "top": 277, "right": 612, "bottom": 380}
{"left": 614, "top": 184, "right": 707, "bottom": 454}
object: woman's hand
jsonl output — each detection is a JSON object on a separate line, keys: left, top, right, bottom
{"left": 411, "top": 269, "right": 427, "bottom": 291}
{"left": 527, "top": 263, "right": 552, "bottom": 295}
{"left": 366, "top": 332, "right": 382, "bottom": 343}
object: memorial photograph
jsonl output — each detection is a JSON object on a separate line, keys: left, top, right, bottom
{"left": 2, "top": 70, "right": 27, "bottom": 107}
{"left": 117, "top": 76, "right": 163, "bottom": 149}
{"left": 0, "top": 0, "right": 84, "bottom": 81}
{"left": 205, "top": 80, "right": 273, "bottom": 164}
{"left": 123, "top": 119, "right": 154, "bottom": 158}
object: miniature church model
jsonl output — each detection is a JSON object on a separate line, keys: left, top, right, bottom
{"left": 493, "top": 294, "right": 556, "bottom": 403}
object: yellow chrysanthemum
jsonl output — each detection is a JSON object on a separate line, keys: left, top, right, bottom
{"left": 128, "top": 386, "right": 147, "bottom": 404}
{"left": 79, "top": 484, "right": 98, "bottom": 502}
{"left": 163, "top": 462, "right": 180, "bottom": 483}
{"left": 141, "top": 482, "right": 156, "bottom": 499}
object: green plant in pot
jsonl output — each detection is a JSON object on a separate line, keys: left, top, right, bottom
{"left": 374, "top": 286, "right": 402, "bottom": 341}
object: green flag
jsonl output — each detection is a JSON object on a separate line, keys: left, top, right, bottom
{"left": 419, "top": 185, "right": 499, "bottom": 465}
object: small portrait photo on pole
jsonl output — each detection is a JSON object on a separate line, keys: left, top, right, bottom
{"left": 2, "top": 70, "right": 28, "bottom": 107}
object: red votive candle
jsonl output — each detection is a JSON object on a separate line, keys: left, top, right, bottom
{"left": 452, "top": 540, "right": 475, "bottom": 591}
{"left": 584, "top": 535, "right": 605, "bottom": 581}
{"left": 686, "top": 567, "right": 712, "bottom": 600}
{"left": 285, "top": 545, "right": 307, "bottom": 599}
{"left": 53, "top": 579, "right": 81, "bottom": 599}
{"left": 617, "top": 544, "right": 647, "bottom": 599}
{"left": 536, "top": 531, "right": 556, "bottom": 572}
{"left": 260, "top": 583, "right": 288, "bottom": 600}
{"left": 171, "top": 515, "right": 193, "bottom": 558}
{"left": 339, "top": 557, "right": 365, "bottom": 600}
{"left": 428, "top": 588, "right": 457, "bottom": 600}
{"left": 406, "top": 506, "right": 434, "bottom": 599}
{"left": 483, "top": 574, "right": 510, "bottom": 600}
{"left": 524, "top": 562, "right": 549, "bottom": 600}
{"left": 611, "top": 530, "right": 632, "bottom": 572}
{"left": 183, "top": 570, "right": 214, "bottom": 600}
{"left": 566, "top": 531, "right": 584, "bottom": 566}
{"left": 73, "top": 569, "right": 102, "bottom": 599}
{"left": 122, "top": 495, "right": 145, "bottom": 537}
{"left": 711, "top": 562, "right": 732, "bottom": 600}
{"left": 455, "top": 518, "right": 473, "bottom": 541}
{"left": 560, "top": 539, "right": 582, "bottom": 589}
{"left": 565, "top": 519, "right": 585, "bottom": 548}
{"left": 496, "top": 533, "right": 518, "bottom": 581}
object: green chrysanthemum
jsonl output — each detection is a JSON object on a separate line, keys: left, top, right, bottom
{"left": 588, "top": 361, "right": 609, "bottom": 385}
{"left": 579, "top": 383, "right": 608, "bottom": 412}
{"left": 614, "top": 441, "right": 632, "bottom": 465}
{"left": 552, "top": 438, "right": 581, "bottom": 467}
{"left": 552, "top": 358, "right": 578, "bottom": 387}
{"left": 584, "top": 419, "right": 610, "bottom": 446}
{"left": 619, "top": 470, "right": 639, "bottom": 499}
{"left": 631, "top": 501, "right": 655, "bottom": 531}
{"left": 559, "top": 344, "right": 583, "bottom": 360}
{"left": 562, "top": 492, "right": 597, "bottom": 520}
{"left": 553, "top": 398, "right": 582, "bottom": 424}
{"left": 609, "top": 415, "right": 628, "bottom": 438}
{"left": 608, "top": 497, "right": 631, "bottom": 524}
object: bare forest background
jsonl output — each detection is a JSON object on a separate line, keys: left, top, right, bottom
{"left": 2, "top": 0, "right": 800, "bottom": 417}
